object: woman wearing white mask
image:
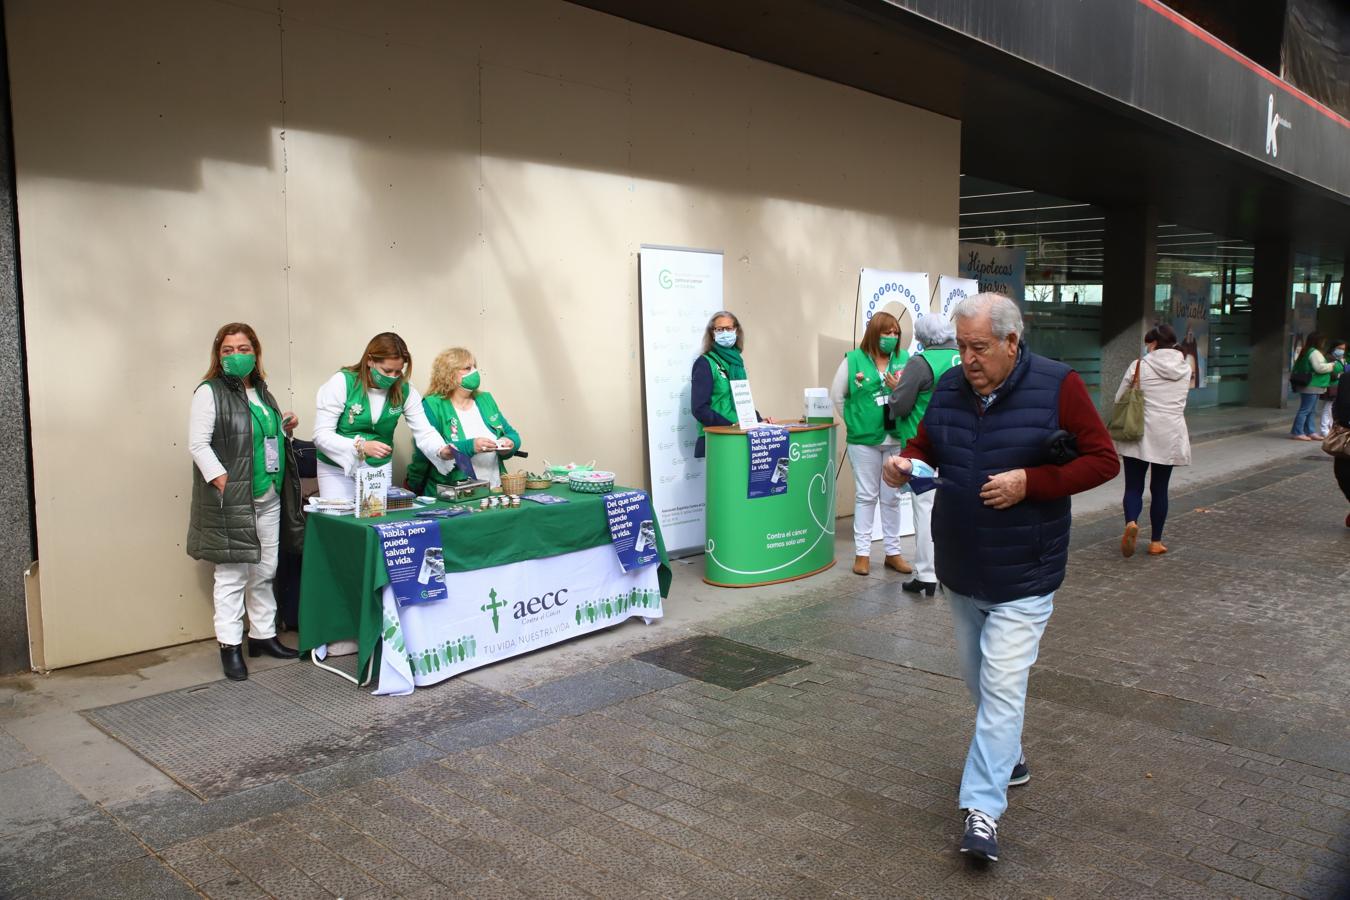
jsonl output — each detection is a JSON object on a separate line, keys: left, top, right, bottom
{"left": 690, "top": 311, "right": 771, "bottom": 458}
{"left": 406, "top": 347, "right": 522, "bottom": 493}
{"left": 312, "top": 332, "right": 457, "bottom": 499}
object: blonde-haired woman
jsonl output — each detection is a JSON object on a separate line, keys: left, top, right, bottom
{"left": 312, "top": 332, "right": 457, "bottom": 499}
{"left": 406, "top": 347, "right": 522, "bottom": 494}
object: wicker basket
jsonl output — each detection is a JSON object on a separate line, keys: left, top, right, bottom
{"left": 500, "top": 471, "right": 527, "bottom": 495}
{"left": 525, "top": 478, "right": 552, "bottom": 490}
{"left": 567, "top": 470, "right": 616, "bottom": 494}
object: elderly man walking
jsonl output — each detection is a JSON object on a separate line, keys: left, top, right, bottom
{"left": 883, "top": 294, "right": 1118, "bottom": 862}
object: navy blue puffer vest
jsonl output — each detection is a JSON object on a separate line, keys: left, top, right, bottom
{"left": 926, "top": 350, "right": 1072, "bottom": 602}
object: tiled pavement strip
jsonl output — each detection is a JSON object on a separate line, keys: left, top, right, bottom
{"left": 4, "top": 458, "right": 1350, "bottom": 898}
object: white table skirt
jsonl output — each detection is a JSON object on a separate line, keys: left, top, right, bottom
{"left": 373, "top": 543, "right": 662, "bottom": 695}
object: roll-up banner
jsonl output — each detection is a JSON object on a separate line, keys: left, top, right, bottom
{"left": 857, "top": 269, "right": 930, "bottom": 354}
{"left": 638, "top": 245, "right": 724, "bottom": 557}
{"left": 855, "top": 268, "right": 928, "bottom": 539}
{"left": 938, "top": 275, "right": 980, "bottom": 321}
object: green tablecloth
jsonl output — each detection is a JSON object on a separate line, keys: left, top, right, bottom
{"left": 299, "top": 485, "right": 671, "bottom": 681}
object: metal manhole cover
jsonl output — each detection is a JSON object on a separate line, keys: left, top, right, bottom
{"left": 633, "top": 635, "right": 809, "bottom": 690}
{"left": 84, "top": 663, "right": 521, "bottom": 799}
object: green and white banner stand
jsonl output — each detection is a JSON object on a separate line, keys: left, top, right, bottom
{"left": 703, "top": 423, "right": 838, "bottom": 587}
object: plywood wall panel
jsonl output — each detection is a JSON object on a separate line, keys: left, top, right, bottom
{"left": 7, "top": 0, "right": 288, "bottom": 666}
{"left": 8, "top": 0, "right": 958, "bottom": 667}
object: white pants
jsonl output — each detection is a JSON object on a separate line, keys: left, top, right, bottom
{"left": 212, "top": 487, "right": 280, "bottom": 645}
{"left": 1318, "top": 399, "right": 1334, "bottom": 436}
{"left": 317, "top": 461, "right": 354, "bottom": 500}
{"left": 848, "top": 443, "right": 903, "bottom": 557}
{"left": 910, "top": 485, "right": 936, "bottom": 582}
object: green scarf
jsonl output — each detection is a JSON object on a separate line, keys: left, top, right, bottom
{"left": 707, "top": 344, "right": 747, "bottom": 381}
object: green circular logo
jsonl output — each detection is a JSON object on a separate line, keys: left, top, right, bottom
{"left": 658, "top": 269, "right": 673, "bottom": 289}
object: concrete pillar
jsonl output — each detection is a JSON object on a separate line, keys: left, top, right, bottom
{"left": 1249, "top": 240, "right": 1294, "bottom": 408}
{"left": 0, "top": 15, "right": 34, "bottom": 675}
{"left": 1098, "top": 205, "right": 1158, "bottom": 417}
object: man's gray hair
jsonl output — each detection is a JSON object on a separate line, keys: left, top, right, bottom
{"left": 914, "top": 314, "right": 955, "bottom": 347}
{"left": 952, "top": 292, "right": 1023, "bottom": 340}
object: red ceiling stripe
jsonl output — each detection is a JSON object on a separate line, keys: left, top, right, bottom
{"left": 1136, "top": 0, "right": 1350, "bottom": 129}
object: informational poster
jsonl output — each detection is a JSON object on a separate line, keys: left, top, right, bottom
{"left": 747, "top": 426, "right": 790, "bottom": 499}
{"left": 938, "top": 275, "right": 980, "bottom": 320}
{"left": 959, "top": 243, "right": 1026, "bottom": 304}
{"left": 729, "top": 378, "right": 759, "bottom": 429}
{"left": 1170, "top": 274, "right": 1212, "bottom": 389}
{"left": 638, "top": 245, "right": 724, "bottom": 556}
{"left": 604, "top": 490, "right": 659, "bottom": 573}
{"left": 856, "top": 268, "right": 929, "bottom": 353}
{"left": 370, "top": 518, "right": 446, "bottom": 608}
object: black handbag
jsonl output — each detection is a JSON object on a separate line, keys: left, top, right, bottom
{"left": 291, "top": 438, "right": 317, "bottom": 478}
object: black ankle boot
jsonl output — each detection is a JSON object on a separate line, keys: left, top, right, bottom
{"left": 220, "top": 643, "right": 248, "bottom": 681}
{"left": 901, "top": 579, "right": 937, "bottom": 597}
{"left": 248, "top": 636, "right": 299, "bottom": 659}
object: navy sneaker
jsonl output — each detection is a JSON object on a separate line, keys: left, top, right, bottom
{"left": 1009, "top": 760, "right": 1030, "bottom": 787}
{"left": 960, "top": 809, "right": 999, "bottom": 862}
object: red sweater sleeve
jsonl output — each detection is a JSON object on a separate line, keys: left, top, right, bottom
{"left": 1024, "top": 371, "right": 1120, "bottom": 501}
{"left": 900, "top": 422, "right": 934, "bottom": 465}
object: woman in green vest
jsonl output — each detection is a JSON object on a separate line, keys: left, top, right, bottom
{"left": 887, "top": 314, "right": 962, "bottom": 596}
{"left": 406, "top": 347, "right": 522, "bottom": 494}
{"left": 187, "top": 322, "right": 305, "bottom": 681}
{"left": 1290, "top": 331, "right": 1336, "bottom": 440}
{"left": 831, "top": 311, "right": 912, "bottom": 576}
{"left": 313, "top": 332, "right": 457, "bottom": 499}
{"left": 691, "top": 311, "right": 771, "bottom": 458}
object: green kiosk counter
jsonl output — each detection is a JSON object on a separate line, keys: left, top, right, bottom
{"left": 703, "top": 422, "right": 838, "bottom": 587}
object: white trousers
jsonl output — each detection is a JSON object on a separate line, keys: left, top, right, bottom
{"left": 212, "top": 487, "right": 280, "bottom": 645}
{"left": 910, "top": 484, "right": 936, "bottom": 581}
{"left": 317, "top": 461, "right": 354, "bottom": 500}
{"left": 848, "top": 443, "right": 903, "bottom": 557}
{"left": 1318, "top": 399, "right": 1334, "bottom": 436}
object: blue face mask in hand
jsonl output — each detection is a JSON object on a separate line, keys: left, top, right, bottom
{"left": 905, "top": 459, "right": 942, "bottom": 494}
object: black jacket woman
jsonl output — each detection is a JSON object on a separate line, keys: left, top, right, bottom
{"left": 187, "top": 323, "right": 305, "bottom": 681}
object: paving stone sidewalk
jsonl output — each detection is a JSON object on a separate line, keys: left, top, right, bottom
{"left": 3, "top": 458, "right": 1349, "bottom": 898}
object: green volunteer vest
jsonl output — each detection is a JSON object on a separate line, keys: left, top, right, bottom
{"left": 697, "top": 353, "right": 739, "bottom": 435}
{"left": 246, "top": 399, "right": 285, "bottom": 497}
{"left": 841, "top": 347, "right": 909, "bottom": 445}
{"left": 1293, "top": 349, "right": 1332, "bottom": 389}
{"left": 893, "top": 347, "right": 960, "bottom": 446}
{"left": 315, "top": 369, "right": 404, "bottom": 468}
{"left": 416, "top": 392, "right": 511, "bottom": 488}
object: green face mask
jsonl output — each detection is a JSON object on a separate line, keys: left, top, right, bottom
{"left": 460, "top": 370, "right": 482, "bottom": 392}
{"left": 370, "top": 366, "right": 400, "bottom": 390}
{"left": 221, "top": 353, "right": 255, "bottom": 378}
{"left": 878, "top": 336, "right": 899, "bottom": 355}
